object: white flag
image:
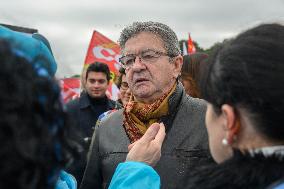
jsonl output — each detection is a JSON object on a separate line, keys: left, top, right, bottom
{"left": 182, "top": 41, "right": 188, "bottom": 55}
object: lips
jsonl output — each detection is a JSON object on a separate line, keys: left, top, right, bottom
{"left": 134, "top": 78, "right": 149, "bottom": 84}
{"left": 91, "top": 90, "right": 101, "bottom": 94}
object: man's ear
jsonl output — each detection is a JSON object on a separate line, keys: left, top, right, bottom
{"left": 172, "top": 55, "right": 183, "bottom": 79}
{"left": 221, "top": 104, "right": 241, "bottom": 144}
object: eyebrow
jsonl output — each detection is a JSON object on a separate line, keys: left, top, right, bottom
{"left": 123, "top": 48, "right": 157, "bottom": 56}
{"left": 88, "top": 78, "right": 106, "bottom": 82}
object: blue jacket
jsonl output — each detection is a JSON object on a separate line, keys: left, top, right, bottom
{"left": 109, "top": 162, "right": 160, "bottom": 189}
{"left": 55, "top": 170, "right": 77, "bottom": 189}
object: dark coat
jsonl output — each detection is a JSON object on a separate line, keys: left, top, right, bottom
{"left": 80, "top": 82, "right": 213, "bottom": 189}
{"left": 66, "top": 92, "right": 121, "bottom": 144}
{"left": 182, "top": 150, "right": 284, "bottom": 189}
{"left": 65, "top": 92, "right": 121, "bottom": 185}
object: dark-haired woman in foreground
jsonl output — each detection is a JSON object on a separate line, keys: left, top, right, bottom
{"left": 109, "top": 23, "right": 284, "bottom": 188}
{"left": 0, "top": 26, "right": 78, "bottom": 189}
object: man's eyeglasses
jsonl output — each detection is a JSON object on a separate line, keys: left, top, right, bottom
{"left": 119, "top": 49, "right": 175, "bottom": 69}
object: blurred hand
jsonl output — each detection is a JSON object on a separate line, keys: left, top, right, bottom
{"left": 126, "top": 122, "right": 166, "bottom": 167}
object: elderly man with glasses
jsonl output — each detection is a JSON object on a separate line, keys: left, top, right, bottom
{"left": 80, "top": 21, "right": 212, "bottom": 189}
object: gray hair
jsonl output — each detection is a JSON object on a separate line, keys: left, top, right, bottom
{"left": 118, "top": 21, "right": 181, "bottom": 56}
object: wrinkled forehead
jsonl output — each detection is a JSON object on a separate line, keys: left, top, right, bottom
{"left": 122, "top": 32, "right": 166, "bottom": 55}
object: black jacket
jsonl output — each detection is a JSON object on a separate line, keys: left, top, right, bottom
{"left": 66, "top": 92, "right": 121, "bottom": 143}
{"left": 182, "top": 150, "right": 284, "bottom": 189}
{"left": 65, "top": 92, "right": 121, "bottom": 184}
{"left": 80, "top": 82, "right": 213, "bottom": 189}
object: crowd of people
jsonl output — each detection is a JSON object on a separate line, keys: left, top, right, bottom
{"left": 0, "top": 20, "right": 284, "bottom": 189}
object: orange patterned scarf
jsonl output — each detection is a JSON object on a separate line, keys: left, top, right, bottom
{"left": 123, "top": 83, "right": 177, "bottom": 143}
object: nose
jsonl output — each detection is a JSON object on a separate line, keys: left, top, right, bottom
{"left": 93, "top": 81, "right": 100, "bottom": 87}
{"left": 134, "top": 56, "right": 142, "bottom": 63}
{"left": 131, "top": 56, "right": 146, "bottom": 70}
{"left": 125, "top": 88, "right": 131, "bottom": 95}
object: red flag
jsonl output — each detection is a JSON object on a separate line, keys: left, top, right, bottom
{"left": 84, "top": 30, "right": 121, "bottom": 100}
{"left": 84, "top": 30, "right": 121, "bottom": 74}
{"left": 188, "top": 33, "right": 196, "bottom": 54}
{"left": 60, "top": 78, "right": 81, "bottom": 103}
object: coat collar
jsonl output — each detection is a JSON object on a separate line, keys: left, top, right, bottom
{"left": 79, "top": 92, "right": 91, "bottom": 109}
{"left": 79, "top": 91, "right": 117, "bottom": 109}
{"left": 160, "top": 81, "right": 185, "bottom": 133}
{"left": 181, "top": 150, "right": 284, "bottom": 189}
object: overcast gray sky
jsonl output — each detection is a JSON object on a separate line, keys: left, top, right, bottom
{"left": 1, "top": 0, "right": 283, "bottom": 77}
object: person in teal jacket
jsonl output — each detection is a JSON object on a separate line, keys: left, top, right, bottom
{"left": 0, "top": 25, "right": 78, "bottom": 189}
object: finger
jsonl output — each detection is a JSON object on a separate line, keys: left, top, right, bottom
{"left": 128, "top": 141, "right": 137, "bottom": 151}
{"left": 139, "top": 123, "right": 160, "bottom": 143}
{"left": 154, "top": 122, "right": 166, "bottom": 146}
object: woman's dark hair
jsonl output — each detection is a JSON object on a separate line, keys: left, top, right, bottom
{"left": 114, "top": 67, "right": 126, "bottom": 89}
{"left": 86, "top": 62, "right": 111, "bottom": 81}
{"left": 0, "top": 39, "right": 78, "bottom": 189}
{"left": 181, "top": 53, "right": 208, "bottom": 97}
{"left": 201, "top": 23, "right": 284, "bottom": 141}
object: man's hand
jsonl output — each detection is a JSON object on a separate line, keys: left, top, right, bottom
{"left": 126, "top": 122, "right": 166, "bottom": 167}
